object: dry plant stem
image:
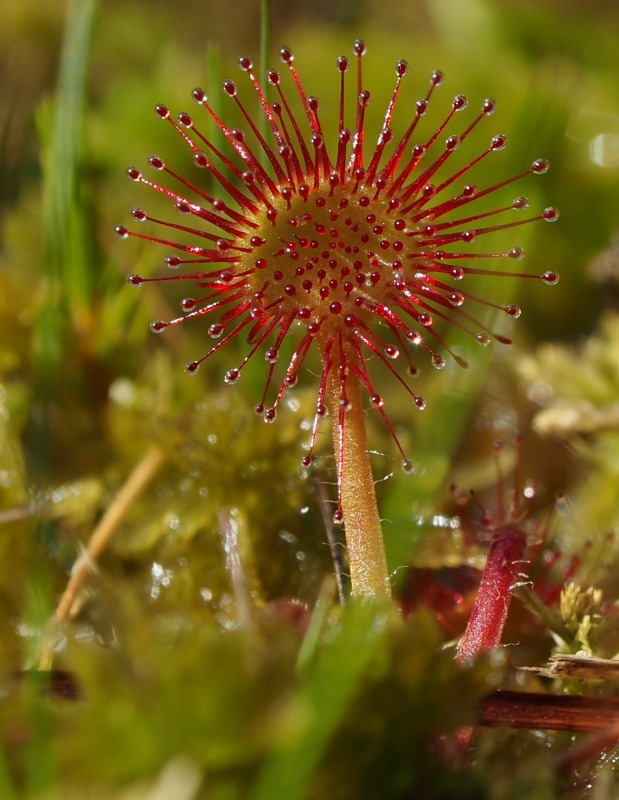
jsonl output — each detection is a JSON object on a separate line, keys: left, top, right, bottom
{"left": 38, "top": 445, "right": 165, "bottom": 670}
{"left": 479, "top": 690, "right": 619, "bottom": 734}
{"left": 327, "top": 371, "right": 391, "bottom": 598}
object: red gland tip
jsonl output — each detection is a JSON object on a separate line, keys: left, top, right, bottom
{"left": 542, "top": 207, "right": 559, "bottom": 222}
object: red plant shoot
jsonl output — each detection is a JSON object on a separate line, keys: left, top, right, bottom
{"left": 454, "top": 439, "right": 532, "bottom": 664}
{"left": 452, "top": 438, "right": 546, "bottom": 750}
{"left": 118, "top": 41, "right": 558, "bottom": 597}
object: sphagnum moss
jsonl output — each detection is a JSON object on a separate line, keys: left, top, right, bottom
{"left": 118, "top": 40, "right": 558, "bottom": 597}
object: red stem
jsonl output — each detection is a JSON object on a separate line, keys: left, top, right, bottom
{"left": 455, "top": 523, "right": 527, "bottom": 751}
{"left": 456, "top": 524, "right": 527, "bottom": 662}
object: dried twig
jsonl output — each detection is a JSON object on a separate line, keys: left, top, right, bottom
{"left": 38, "top": 445, "right": 165, "bottom": 670}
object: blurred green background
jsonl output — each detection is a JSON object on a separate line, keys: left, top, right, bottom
{"left": 1, "top": 0, "right": 619, "bottom": 796}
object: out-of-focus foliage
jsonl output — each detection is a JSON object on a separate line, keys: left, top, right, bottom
{"left": 1, "top": 0, "right": 619, "bottom": 797}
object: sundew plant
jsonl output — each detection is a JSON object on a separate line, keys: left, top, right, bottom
{"left": 118, "top": 40, "right": 558, "bottom": 598}
{"left": 1, "top": 1, "right": 619, "bottom": 798}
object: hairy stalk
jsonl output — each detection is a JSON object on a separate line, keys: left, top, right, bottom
{"left": 327, "top": 371, "right": 391, "bottom": 598}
